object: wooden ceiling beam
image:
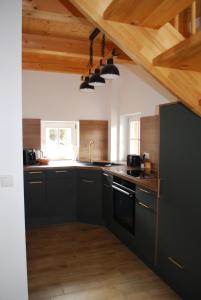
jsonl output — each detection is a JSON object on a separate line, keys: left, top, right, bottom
{"left": 23, "top": 33, "right": 104, "bottom": 59}
{"left": 22, "top": 0, "right": 83, "bottom": 17}
{"left": 153, "top": 31, "right": 201, "bottom": 72}
{"left": 23, "top": 9, "right": 86, "bottom": 25}
{"left": 23, "top": 33, "right": 132, "bottom": 63}
{"left": 23, "top": 50, "right": 87, "bottom": 74}
{"left": 23, "top": 62, "right": 85, "bottom": 74}
{"left": 64, "top": 0, "right": 201, "bottom": 116}
{"left": 103, "top": 0, "right": 195, "bottom": 28}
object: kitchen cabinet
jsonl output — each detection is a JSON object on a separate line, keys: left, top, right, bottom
{"left": 77, "top": 170, "right": 103, "bottom": 225}
{"left": 157, "top": 103, "right": 201, "bottom": 299}
{"left": 24, "top": 170, "right": 46, "bottom": 227}
{"left": 135, "top": 186, "right": 157, "bottom": 267}
{"left": 46, "top": 169, "right": 76, "bottom": 224}
{"left": 102, "top": 172, "right": 113, "bottom": 226}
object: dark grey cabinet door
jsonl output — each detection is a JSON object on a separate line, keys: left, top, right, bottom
{"left": 135, "top": 186, "right": 157, "bottom": 266}
{"left": 24, "top": 179, "right": 46, "bottom": 227}
{"left": 135, "top": 200, "right": 156, "bottom": 266}
{"left": 77, "top": 170, "right": 103, "bottom": 225}
{"left": 102, "top": 172, "right": 113, "bottom": 226}
{"left": 158, "top": 103, "right": 201, "bottom": 299}
{"left": 45, "top": 169, "right": 76, "bottom": 223}
{"left": 103, "top": 187, "right": 113, "bottom": 226}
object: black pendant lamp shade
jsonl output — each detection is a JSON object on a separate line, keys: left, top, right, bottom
{"left": 100, "top": 58, "right": 120, "bottom": 80}
{"left": 79, "top": 76, "right": 94, "bottom": 92}
{"left": 89, "top": 68, "right": 105, "bottom": 87}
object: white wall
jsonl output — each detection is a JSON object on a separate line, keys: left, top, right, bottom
{"left": 0, "top": 1, "right": 28, "bottom": 300}
{"left": 109, "top": 64, "right": 177, "bottom": 160}
{"left": 118, "top": 64, "right": 176, "bottom": 116}
{"left": 22, "top": 71, "right": 110, "bottom": 121}
{"left": 22, "top": 63, "right": 177, "bottom": 162}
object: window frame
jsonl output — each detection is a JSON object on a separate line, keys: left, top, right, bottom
{"left": 41, "top": 121, "right": 78, "bottom": 160}
{"left": 128, "top": 116, "right": 140, "bottom": 155}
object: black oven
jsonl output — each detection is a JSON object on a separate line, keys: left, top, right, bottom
{"left": 112, "top": 177, "right": 136, "bottom": 234}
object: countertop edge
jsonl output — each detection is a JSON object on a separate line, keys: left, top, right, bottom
{"left": 24, "top": 164, "right": 158, "bottom": 193}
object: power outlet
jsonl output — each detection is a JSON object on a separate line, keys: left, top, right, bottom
{"left": 0, "top": 175, "right": 14, "bottom": 188}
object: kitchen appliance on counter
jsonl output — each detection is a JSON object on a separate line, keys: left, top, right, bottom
{"left": 23, "top": 149, "right": 37, "bottom": 165}
{"left": 127, "top": 155, "right": 141, "bottom": 167}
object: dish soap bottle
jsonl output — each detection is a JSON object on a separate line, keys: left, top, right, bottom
{"left": 141, "top": 154, "right": 145, "bottom": 170}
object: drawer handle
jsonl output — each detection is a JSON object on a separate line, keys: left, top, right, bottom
{"left": 168, "top": 257, "right": 184, "bottom": 270}
{"left": 103, "top": 173, "right": 109, "bottom": 177}
{"left": 138, "top": 201, "right": 150, "bottom": 209}
{"left": 29, "top": 171, "right": 42, "bottom": 174}
{"left": 55, "top": 170, "right": 68, "bottom": 173}
{"left": 29, "top": 181, "right": 42, "bottom": 184}
{"left": 82, "top": 179, "right": 94, "bottom": 183}
{"left": 138, "top": 187, "right": 150, "bottom": 194}
{"left": 112, "top": 185, "right": 131, "bottom": 196}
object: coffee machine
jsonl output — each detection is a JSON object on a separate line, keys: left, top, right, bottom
{"left": 23, "top": 149, "right": 37, "bottom": 165}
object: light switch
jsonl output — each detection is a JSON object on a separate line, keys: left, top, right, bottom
{"left": 0, "top": 175, "right": 14, "bottom": 188}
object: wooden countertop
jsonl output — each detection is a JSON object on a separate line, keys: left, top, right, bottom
{"left": 24, "top": 161, "right": 158, "bottom": 193}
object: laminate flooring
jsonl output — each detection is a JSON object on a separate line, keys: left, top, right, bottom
{"left": 26, "top": 223, "right": 180, "bottom": 300}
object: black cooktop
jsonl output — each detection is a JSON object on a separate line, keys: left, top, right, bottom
{"left": 127, "top": 169, "right": 156, "bottom": 179}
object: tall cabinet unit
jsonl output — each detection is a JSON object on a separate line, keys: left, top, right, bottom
{"left": 158, "top": 103, "right": 201, "bottom": 299}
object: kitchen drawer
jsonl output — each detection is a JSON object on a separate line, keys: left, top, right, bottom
{"left": 24, "top": 170, "right": 46, "bottom": 181}
{"left": 157, "top": 253, "right": 191, "bottom": 298}
{"left": 136, "top": 186, "right": 157, "bottom": 211}
{"left": 46, "top": 168, "right": 73, "bottom": 179}
{"left": 102, "top": 172, "right": 113, "bottom": 187}
{"left": 77, "top": 169, "right": 101, "bottom": 181}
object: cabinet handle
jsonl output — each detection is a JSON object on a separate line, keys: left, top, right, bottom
{"left": 82, "top": 179, "right": 94, "bottom": 183}
{"left": 29, "top": 171, "right": 42, "bottom": 174}
{"left": 112, "top": 185, "right": 131, "bottom": 196}
{"left": 138, "top": 201, "right": 150, "bottom": 209}
{"left": 104, "top": 183, "right": 110, "bottom": 188}
{"left": 168, "top": 257, "right": 184, "bottom": 270}
{"left": 55, "top": 170, "right": 68, "bottom": 173}
{"left": 138, "top": 187, "right": 150, "bottom": 194}
{"left": 103, "top": 173, "right": 109, "bottom": 177}
{"left": 29, "top": 181, "right": 42, "bottom": 184}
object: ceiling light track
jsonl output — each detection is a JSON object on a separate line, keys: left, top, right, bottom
{"left": 79, "top": 28, "right": 120, "bottom": 92}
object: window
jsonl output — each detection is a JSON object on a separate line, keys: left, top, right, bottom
{"left": 128, "top": 118, "right": 140, "bottom": 155}
{"left": 41, "top": 121, "right": 78, "bottom": 160}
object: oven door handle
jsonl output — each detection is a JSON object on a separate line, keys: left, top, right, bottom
{"left": 112, "top": 185, "right": 133, "bottom": 197}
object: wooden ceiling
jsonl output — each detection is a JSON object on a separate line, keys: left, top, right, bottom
{"left": 64, "top": 0, "right": 201, "bottom": 116}
{"left": 23, "top": 0, "right": 201, "bottom": 116}
{"left": 22, "top": 0, "right": 132, "bottom": 75}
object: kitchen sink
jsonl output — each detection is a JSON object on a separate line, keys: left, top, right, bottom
{"left": 78, "top": 161, "right": 121, "bottom": 167}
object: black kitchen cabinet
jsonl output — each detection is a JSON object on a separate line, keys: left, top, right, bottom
{"left": 24, "top": 170, "right": 46, "bottom": 227}
{"left": 77, "top": 170, "right": 103, "bottom": 225}
{"left": 102, "top": 172, "right": 113, "bottom": 226}
{"left": 46, "top": 169, "right": 76, "bottom": 223}
{"left": 158, "top": 103, "right": 201, "bottom": 299}
{"left": 135, "top": 186, "right": 157, "bottom": 267}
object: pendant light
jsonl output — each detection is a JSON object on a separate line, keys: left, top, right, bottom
{"left": 89, "top": 68, "right": 105, "bottom": 87}
{"left": 79, "top": 76, "right": 94, "bottom": 92}
{"left": 100, "top": 57, "right": 120, "bottom": 80}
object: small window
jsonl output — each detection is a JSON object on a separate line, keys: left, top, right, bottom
{"left": 128, "top": 118, "right": 140, "bottom": 155}
{"left": 41, "top": 121, "right": 78, "bottom": 160}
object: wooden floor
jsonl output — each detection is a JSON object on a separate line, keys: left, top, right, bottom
{"left": 26, "top": 223, "right": 180, "bottom": 300}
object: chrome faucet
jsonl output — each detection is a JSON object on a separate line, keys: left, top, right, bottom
{"left": 89, "top": 140, "right": 95, "bottom": 162}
